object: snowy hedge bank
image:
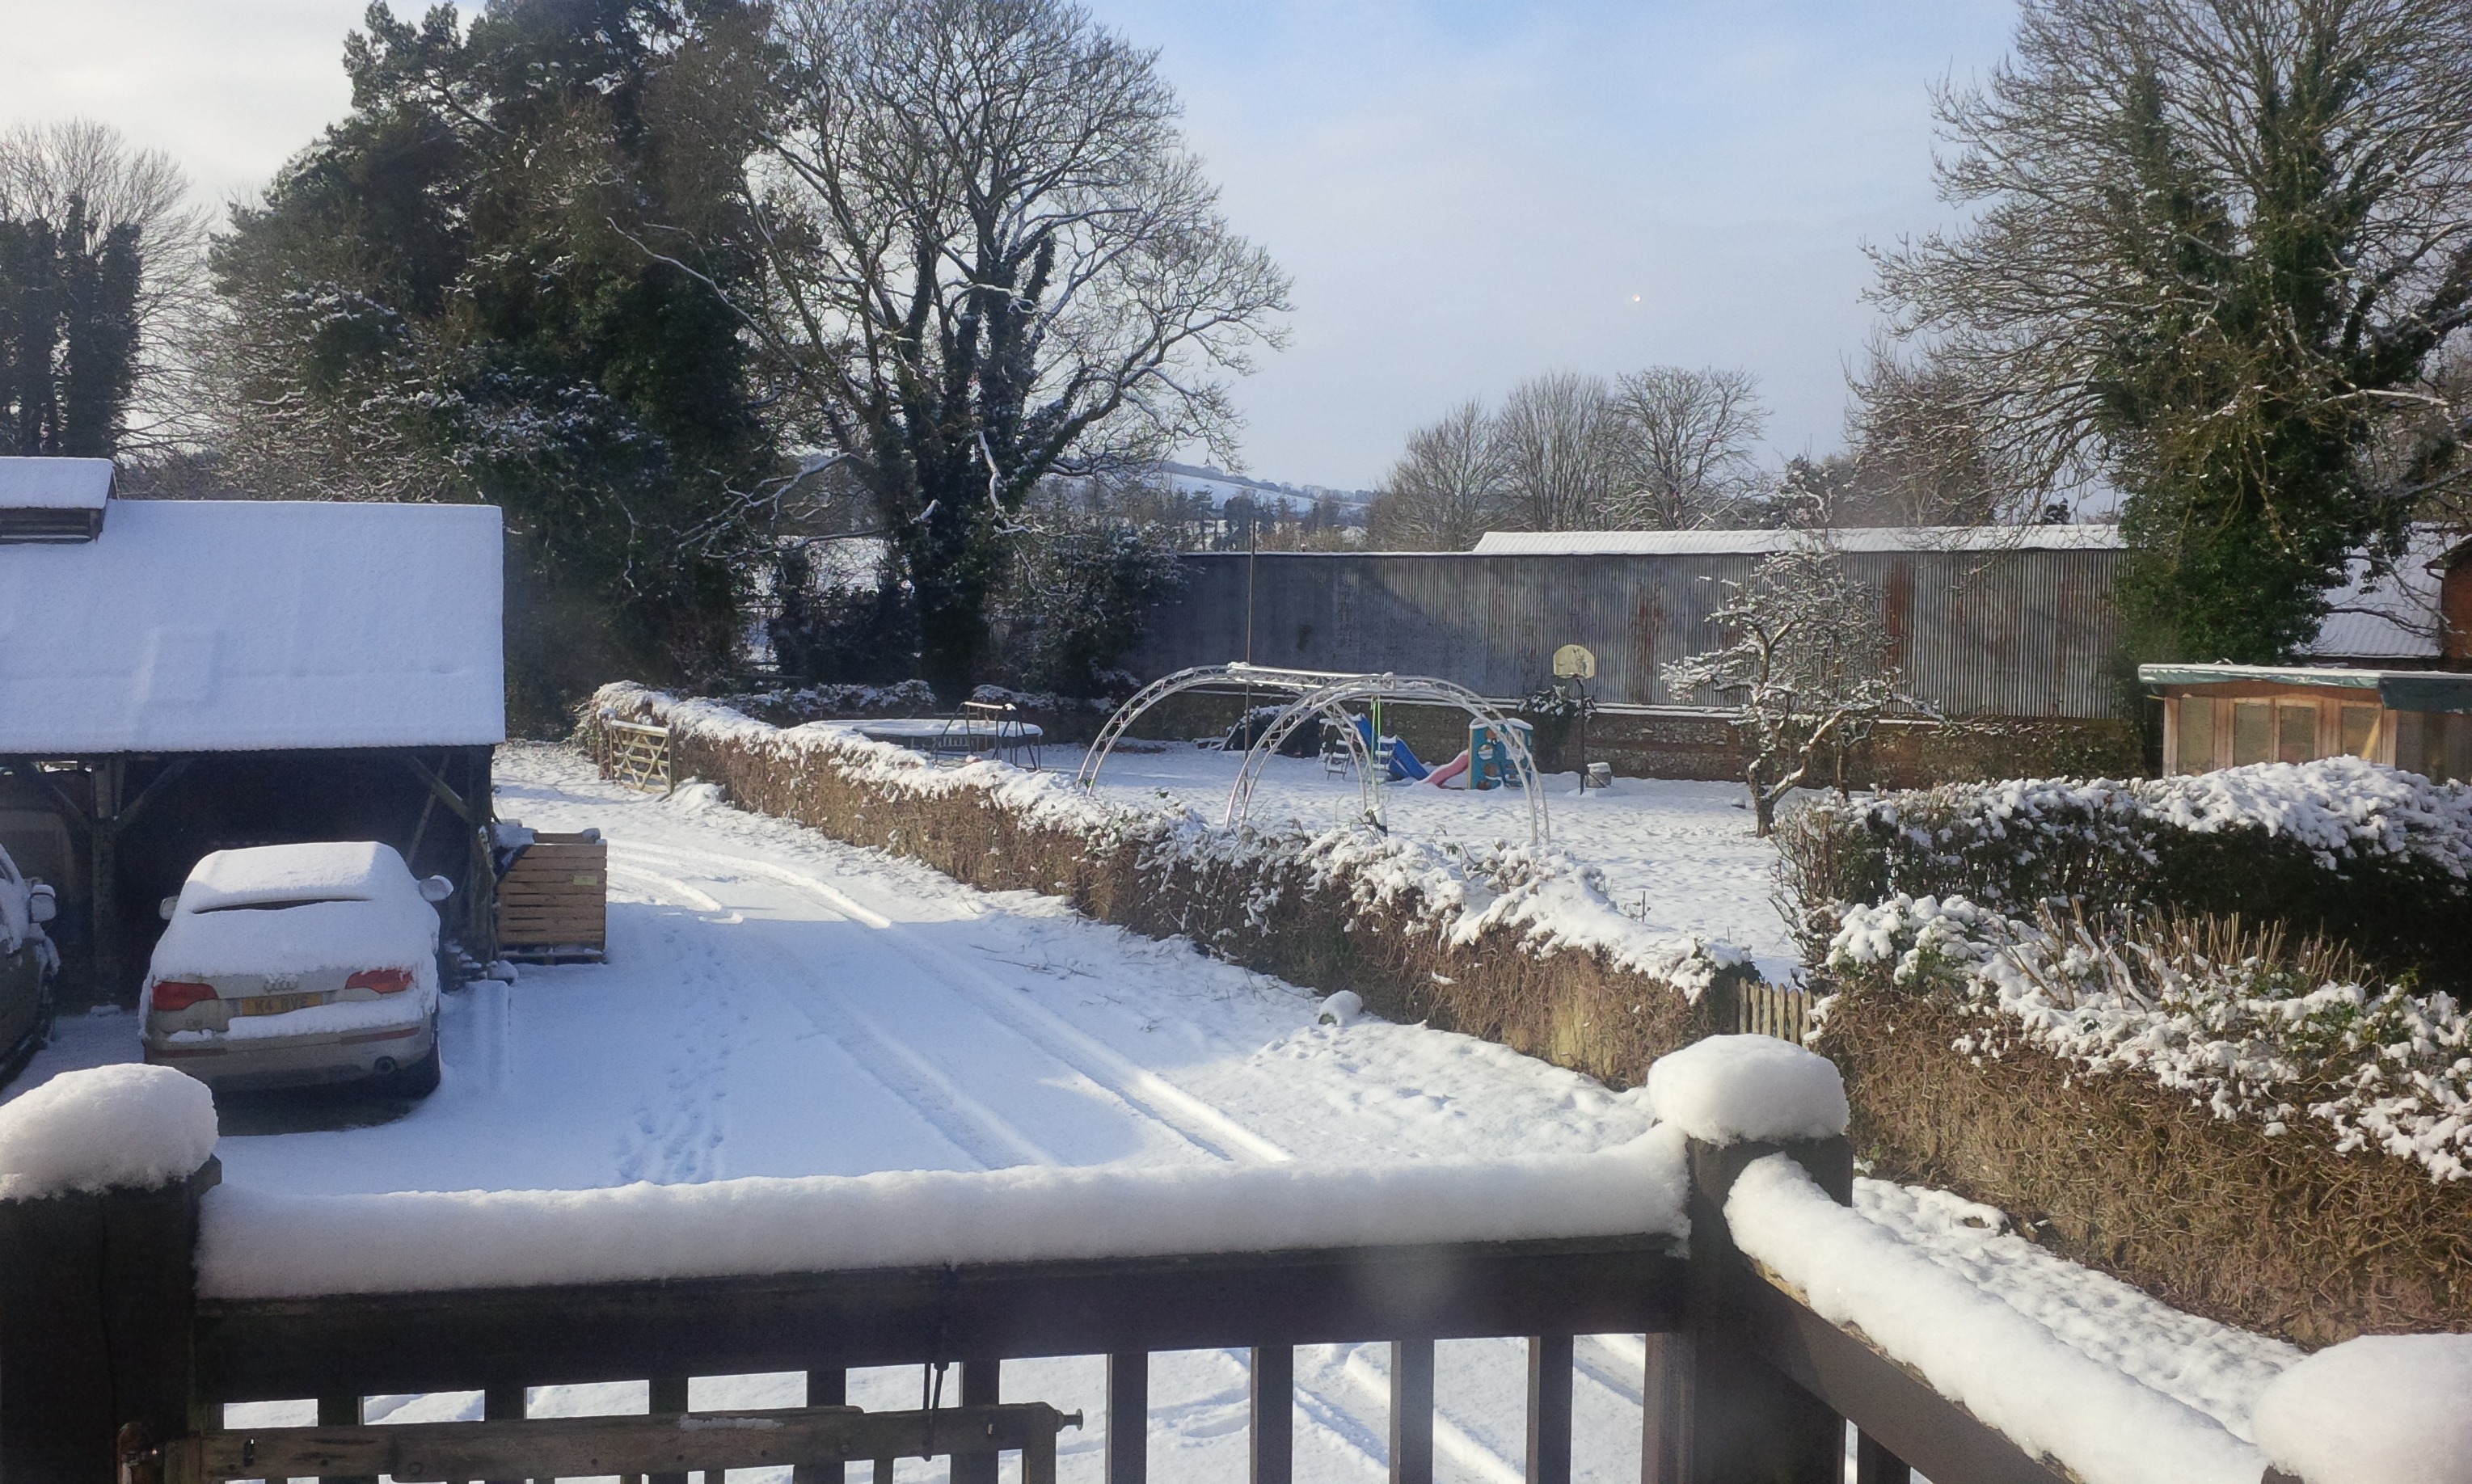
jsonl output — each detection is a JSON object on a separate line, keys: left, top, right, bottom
{"left": 588, "top": 685, "right": 1756, "bottom": 1087}
{"left": 1816, "top": 896, "right": 2472, "bottom": 1345}
{"left": 1776, "top": 759, "right": 2472, "bottom": 985}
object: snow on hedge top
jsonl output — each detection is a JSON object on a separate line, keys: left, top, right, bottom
{"left": 0, "top": 456, "right": 112, "bottom": 508}
{"left": 0, "top": 500, "right": 504, "bottom": 753}
{"left": 1830, "top": 893, "right": 2472, "bottom": 1183}
{"left": 1644, "top": 1035, "right": 1847, "bottom": 1144}
{"left": 1840, "top": 758, "right": 2472, "bottom": 879}
{"left": 200, "top": 1128, "right": 1687, "bottom": 1297}
{"left": 1727, "top": 1155, "right": 2263, "bottom": 1484}
{"left": 2251, "top": 1334, "right": 2472, "bottom": 1484}
{"left": 0, "top": 1065, "right": 217, "bottom": 1199}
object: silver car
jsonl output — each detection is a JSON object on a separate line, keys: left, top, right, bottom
{"left": 0, "top": 842, "right": 57, "bottom": 1082}
{"left": 142, "top": 841, "right": 451, "bottom": 1095}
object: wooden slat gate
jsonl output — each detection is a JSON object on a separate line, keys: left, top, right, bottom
{"left": 598, "top": 718, "right": 674, "bottom": 794}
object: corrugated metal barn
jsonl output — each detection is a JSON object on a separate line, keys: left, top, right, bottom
{"left": 1130, "top": 526, "right": 2129, "bottom": 719}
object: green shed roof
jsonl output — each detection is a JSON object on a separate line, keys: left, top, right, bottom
{"left": 2137, "top": 664, "right": 2472, "bottom": 714}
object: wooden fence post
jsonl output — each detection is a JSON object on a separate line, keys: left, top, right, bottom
{"left": 1644, "top": 1137, "right": 1851, "bottom": 1484}
{"left": 1249, "top": 1344, "right": 1293, "bottom": 1484}
{"left": 1525, "top": 1334, "right": 1574, "bottom": 1484}
{"left": 1107, "top": 1351, "right": 1149, "bottom": 1484}
{"left": 0, "top": 1156, "right": 218, "bottom": 1484}
{"left": 1389, "top": 1339, "right": 1434, "bottom": 1484}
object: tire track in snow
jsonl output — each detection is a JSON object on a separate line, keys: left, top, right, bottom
{"left": 619, "top": 838, "right": 1294, "bottom": 1165}
{"left": 607, "top": 849, "right": 1060, "bottom": 1171}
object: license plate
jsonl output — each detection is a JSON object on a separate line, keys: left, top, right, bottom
{"left": 238, "top": 992, "right": 325, "bottom": 1017}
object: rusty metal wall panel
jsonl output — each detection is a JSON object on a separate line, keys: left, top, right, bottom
{"left": 1128, "top": 547, "right": 2127, "bottom": 718}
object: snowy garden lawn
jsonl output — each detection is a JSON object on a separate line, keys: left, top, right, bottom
{"left": 1077, "top": 741, "right": 1799, "bottom": 978}
{"left": 8, "top": 743, "right": 2301, "bottom": 1484}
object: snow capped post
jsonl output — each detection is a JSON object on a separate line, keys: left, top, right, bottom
{"left": 1639, "top": 1035, "right": 1855, "bottom": 1484}
{"left": 0, "top": 1065, "right": 221, "bottom": 1483}
{"left": 2252, "top": 1334, "right": 2472, "bottom": 1484}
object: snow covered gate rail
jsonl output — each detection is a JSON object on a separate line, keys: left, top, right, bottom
{"left": 5, "top": 1060, "right": 2440, "bottom": 1484}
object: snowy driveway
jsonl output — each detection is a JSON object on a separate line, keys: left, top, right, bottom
{"left": 23, "top": 744, "right": 1663, "bottom": 1483}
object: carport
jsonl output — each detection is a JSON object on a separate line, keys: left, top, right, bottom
{"left": 0, "top": 459, "right": 505, "bottom": 1003}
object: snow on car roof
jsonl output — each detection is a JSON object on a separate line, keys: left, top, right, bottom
{"left": 154, "top": 842, "right": 440, "bottom": 981}
{"left": 0, "top": 497, "right": 504, "bottom": 754}
{"left": 180, "top": 841, "right": 409, "bottom": 913}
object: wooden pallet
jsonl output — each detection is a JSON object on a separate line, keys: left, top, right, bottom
{"left": 497, "top": 833, "right": 608, "bottom": 961}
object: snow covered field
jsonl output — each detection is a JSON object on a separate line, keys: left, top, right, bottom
{"left": 9, "top": 742, "right": 2301, "bottom": 1484}
{"left": 1075, "top": 742, "right": 1798, "bottom": 977}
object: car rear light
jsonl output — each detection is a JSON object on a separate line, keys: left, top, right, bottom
{"left": 347, "top": 968, "right": 416, "bottom": 994}
{"left": 152, "top": 981, "right": 218, "bottom": 1013}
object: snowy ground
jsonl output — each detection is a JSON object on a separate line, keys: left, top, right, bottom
{"left": 21, "top": 744, "right": 1665, "bottom": 1484}
{"left": 1074, "top": 742, "right": 1798, "bottom": 977}
{"left": 11, "top": 742, "right": 2297, "bottom": 1482}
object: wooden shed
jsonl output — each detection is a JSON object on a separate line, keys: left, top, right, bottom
{"left": 2141, "top": 664, "right": 2472, "bottom": 782}
{"left": 0, "top": 461, "right": 505, "bottom": 1003}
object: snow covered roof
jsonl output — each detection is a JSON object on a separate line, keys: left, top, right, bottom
{"left": 0, "top": 499, "right": 504, "bottom": 754}
{"left": 0, "top": 457, "right": 113, "bottom": 509}
{"left": 1466, "top": 524, "right": 2124, "bottom": 556}
{"left": 2300, "top": 528, "right": 2461, "bottom": 661}
{"left": 0, "top": 457, "right": 114, "bottom": 542}
{"left": 2138, "top": 664, "right": 2472, "bottom": 714}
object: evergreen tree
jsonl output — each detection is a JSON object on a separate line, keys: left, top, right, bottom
{"left": 209, "top": 1, "right": 780, "bottom": 730}
{"left": 1871, "top": 0, "right": 2472, "bottom": 663}
{"left": 0, "top": 204, "right": 141, "bottom": 457}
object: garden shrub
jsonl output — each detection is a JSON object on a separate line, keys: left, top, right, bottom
{"left": 1775, "top": 759, "right": 2472, "bottom": 985}
{"left": 1817, "top": 896, "right": 2472, "bottom": 1343}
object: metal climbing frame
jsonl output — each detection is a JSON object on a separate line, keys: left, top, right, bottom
{"left": 1225, "top": 675, "right": 1548, "bottom": 846}
{"left": 1078, "top": 664, "right": 1548, "bottom": 846}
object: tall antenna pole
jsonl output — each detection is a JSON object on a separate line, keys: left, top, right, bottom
{"left": 1242, "top": 495, "right": 1259, "bottom": 733}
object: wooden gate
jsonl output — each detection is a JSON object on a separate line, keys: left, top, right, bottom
{"left": 599, "top": 719, "right": 673, "bottom": 794}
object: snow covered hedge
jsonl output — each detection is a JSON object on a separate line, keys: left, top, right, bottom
{"left": 588, "top": 685, "right": 1756, "bottom": 1087}
{"left": 1816, "top": 896, "right": 2472, "bottom": 1346}
{"left": 1776, "top": 759, "right": 2472, "bottom": 985}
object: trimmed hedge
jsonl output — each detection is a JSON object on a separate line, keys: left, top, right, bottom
{"left": 1776, "top": 759, "right": 2472, "bottom": 985}
{"left": 588, "top": 685, "right": 1753, "bottom": 1089}
{"left": 1820, "top": 987, "right": 2472, "bottom": 1347}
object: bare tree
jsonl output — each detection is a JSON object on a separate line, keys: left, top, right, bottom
{"left": 0, "top": 120, "right": 209, "bottom": 457}
{"left": 715, "top": 0, "right": 1290, "bottom": 697}
{"left": 1494, "top": 371, "right": 1622, "bottom": 531}
{"left": 1604, "top": 365, "right": 1770, "bottom": 529}
{"left": 1844, "top": 344, "right": 2035, "bottom": 525}
{"left": 1663, "top": 540, "right": 1920, "bottom": 834}
{"left": 1368, "top": 399, "right": 1504, "bottom": 549}
{"left": 1870, "top": 0, "right": 2472, "bottom": 661}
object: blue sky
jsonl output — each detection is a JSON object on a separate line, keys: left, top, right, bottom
{"left": 1, "top": 0, "right": 2024, "bottom": 487}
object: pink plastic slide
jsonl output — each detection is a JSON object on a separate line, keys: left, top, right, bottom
{"left": 1425, "top": 748, "right": 1473, "bottom": 788}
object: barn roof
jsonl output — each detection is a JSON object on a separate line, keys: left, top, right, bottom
{"left": 1465, "top": 525, "right": 2125, "bottom": 556}
{"left": 2299, "top": 528, "right": 2459, "bottom": 662}
{"left": 0, "top": 497, "right": 504, "bottom": 755}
